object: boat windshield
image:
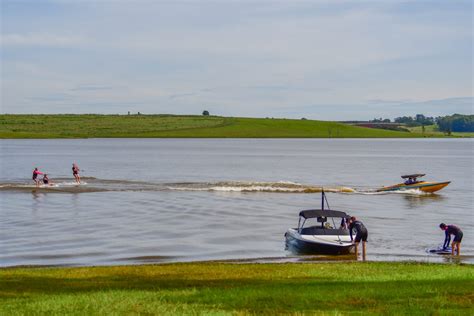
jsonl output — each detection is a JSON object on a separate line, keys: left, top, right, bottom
{"left": 298, "top": 210, "right": 348, "bottom": 231}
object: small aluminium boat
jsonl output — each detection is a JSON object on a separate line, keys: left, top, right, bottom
{"left": 285, "top": 191, "right": 355, "bottom": 255}
{"left": 376, "top": 174, "right": 450, "bottom": 193}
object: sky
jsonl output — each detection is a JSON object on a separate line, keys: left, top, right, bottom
{"left": 1, "top": 0, "right": 472, "bottom": 120}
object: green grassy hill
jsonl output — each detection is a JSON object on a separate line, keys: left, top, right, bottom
{"left": 0, "top": 114, "right": 425, "bottom": 138}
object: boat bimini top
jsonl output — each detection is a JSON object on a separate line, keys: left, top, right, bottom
{"left": 401, "top": 174, "right": 425, "bottom": 179}
{"left": 296, "top": 209, "right": 349, "bottom": 234}
{"left": 299, "top": 209, "right": 349, "bottom": 219}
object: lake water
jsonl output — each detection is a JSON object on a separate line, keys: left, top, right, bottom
{"left": 1, "top": 139, "right": 473, "bottom": 266}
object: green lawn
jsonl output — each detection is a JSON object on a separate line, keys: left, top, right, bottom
{"left": 0, "top": 114, "right": 425, "bottom": 138}
{"left": 1, "top": 262, "right": 472, "bottom": 315}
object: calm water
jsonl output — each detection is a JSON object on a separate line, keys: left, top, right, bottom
{"left": 1, "top": 139, "right": 473, "bottom": 266}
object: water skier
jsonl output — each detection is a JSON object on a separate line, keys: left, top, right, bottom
{"left": 348, "top": 216, "right": 368, "bottom": 260}
{"left": 42, "top": 174, "right": 53, "bottom": 186}
{"left": 32, "top": 168, "right": 43, "bottom": 187}
{"left": 72, "top": 163, "right": 81, "bottom": 184}
{"left": 439, "top": 223, "right": 463, "bottom": 256}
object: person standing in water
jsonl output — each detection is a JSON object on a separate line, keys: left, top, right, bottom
{"left": 72, "top": 163, "right": 81, "bottom": 184}
{"left": 32, "top": 168, "right": 43, "bottom": 187}
{"left": 348, "top": 216, "right": 368, "bottom": 261}
{"left": 440, "top": 223, "right": 463, "bottom": 256}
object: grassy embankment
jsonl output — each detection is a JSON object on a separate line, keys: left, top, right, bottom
{"left": 0, "top": 114, "right": 425, "bottom": 138}
{"left": 1, "top": 262, "right": 473, "bottom": 315}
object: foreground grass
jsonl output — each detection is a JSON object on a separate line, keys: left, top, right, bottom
{"left": 1, "top": 262, "right": 473, "bottom": 315}
{"left": 0, "top": 114, "right": 424, "bottom": 138}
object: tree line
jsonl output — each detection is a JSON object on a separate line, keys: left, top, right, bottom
{"left": 437, "top": 114, "right": 474, "bottom": 133}
{"left": 369, "top": 114, "right": 473, "bottom": 132}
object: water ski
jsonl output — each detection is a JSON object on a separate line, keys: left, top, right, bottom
{"left": 427, "top": 246, "right": 452, "bottom": 255}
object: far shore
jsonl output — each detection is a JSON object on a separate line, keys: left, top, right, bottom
{"left": 1, "top": 261, "right": 472, "bottom": 314}
{"left": 1, "top": 114, "right": 472, "bottom": 138}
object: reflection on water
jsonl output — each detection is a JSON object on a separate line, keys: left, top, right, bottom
{"left": 403, "top": 194, "right": 445, "bottom": 208}
{"left": 31, "top": 190, "right": 44, "bottom": 213}
{"left": 1, "top": 138, "right": 472, "bottom": 267}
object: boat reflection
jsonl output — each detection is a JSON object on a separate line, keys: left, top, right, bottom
{"left": 403, "top": 194, "right": 445, "bottom": 208}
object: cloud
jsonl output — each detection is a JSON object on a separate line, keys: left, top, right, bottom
{"left": 1, "top": 1, "right": 472, "bottom": 118}
{"left": 1, "top": 33, "right": 86, "bottom": 47}
{"left": 70, "top": 85, "right": 117, "bottom": 92}
{"left": 169, "top": 92, "right": 198, "bottom": 100}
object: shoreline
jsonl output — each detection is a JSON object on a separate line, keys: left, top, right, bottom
{"left": 2, "top": 254, "right": 474, "bottom": 270}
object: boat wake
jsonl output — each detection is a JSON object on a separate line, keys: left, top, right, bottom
{"left": 0, "top": 178, "right": 432, "bottom": 195}
{"left": 354, "top": 188, "right": 430, "bottom": 196}
{"left": 0, "top": 179, "right": 355, "bottom": 194}
{"left": 167, "top": 181, "right": 355, "bottom": 193}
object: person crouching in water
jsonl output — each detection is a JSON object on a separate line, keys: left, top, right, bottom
{"left": 32, "top": 168, "right": 43, "bottom": 187}
{"left": 42, "top": 174, "right": 53, "bottom": 186}
{"left": 440, "top": 223, "right": 463, "bottom": 256}
{"left": 348, "top": 216, "right": 368, "bottom": 260}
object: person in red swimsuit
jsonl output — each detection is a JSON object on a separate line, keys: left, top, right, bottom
{"left": 32, "top": 168, "right": 43, "bottom": 187}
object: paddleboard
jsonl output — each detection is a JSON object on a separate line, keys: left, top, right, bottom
{"left": 427, "top": 246, "right": 452, "bottom": 255}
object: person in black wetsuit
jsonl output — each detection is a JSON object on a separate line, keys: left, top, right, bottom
{"left": 42, "top": 174, "right": 53, "bottom": 186}
{"left": 440, "top": 223, "right": 463, "bottom": 256}
{"left": 348, "top": 216, "right": 368, "bottom": 260}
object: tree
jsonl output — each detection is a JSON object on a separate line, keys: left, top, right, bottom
{"left": 202, "top": 110, "right": 210, "bottom": 116}
{"left": 369, "top": 118, "right": 390, "bottom": 123}
{"left": 394, "top": 116, "right": 414, "bottom": 124}
{"left": 438, "top": 114, "right": 474, "bottom": 132}
{"left": 394, "top": 114, "right": 434, "bottom": 126}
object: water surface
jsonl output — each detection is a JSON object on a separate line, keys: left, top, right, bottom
{"left": 1, "top": 139, "right": 472, "bottom": 266}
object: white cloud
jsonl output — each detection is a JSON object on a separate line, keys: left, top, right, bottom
{"left": 1, "top": 1, "right": 472, "bottom": 117}
{"left": 1, "top": 33, "right": 86, "bottom": 47}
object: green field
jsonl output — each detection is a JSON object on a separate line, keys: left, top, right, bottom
{"left": 1, "top": 262, "right": 472, "bottom": 315}
{"left": 0, "top": 114, "right": 426, "bottom": 138}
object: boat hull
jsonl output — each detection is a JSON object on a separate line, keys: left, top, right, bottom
{"left": 285, "top": 230, "right": 355, "bottom": 255}
{"left": 377, "top": 181, "right": 450, "bottom": 193}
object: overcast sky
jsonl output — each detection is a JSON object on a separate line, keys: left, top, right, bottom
{"left": 1, "top": 0, "right": 472, "bottom": 120}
